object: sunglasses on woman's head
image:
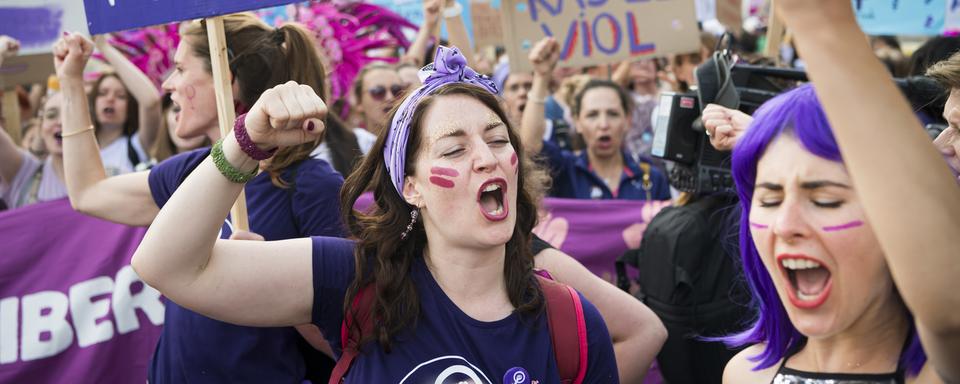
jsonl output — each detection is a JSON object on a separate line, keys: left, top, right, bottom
{"left": 367, "top": 84, "right": 407, "bottom": 101}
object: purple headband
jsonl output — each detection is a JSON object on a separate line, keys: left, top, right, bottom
{"left": 384, "top": 46, "right": 499, "bottom": 196}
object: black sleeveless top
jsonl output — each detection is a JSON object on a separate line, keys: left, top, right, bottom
{"left": 771, "top": 335, "right": 910, "bottom": 384}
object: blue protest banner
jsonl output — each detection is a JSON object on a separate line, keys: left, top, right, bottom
{"left": 365, "top": 0, "right": 475, "bottom": 43}
{"left": 83, "top": 0, "right": 302, "bottom": 34}
{"left": 854, "top": 0, "right": 946, "bottom": 36}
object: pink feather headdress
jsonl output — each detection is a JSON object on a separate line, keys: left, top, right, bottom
{"left": 282, "top": 2, "right": 416, "bottom": 104}
{"left": 91, "top": 23, "right": 180, "bottom": 89}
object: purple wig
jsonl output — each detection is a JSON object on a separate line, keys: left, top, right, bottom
{"left": 724, "top": 84, "right": 926, "bottom": 374}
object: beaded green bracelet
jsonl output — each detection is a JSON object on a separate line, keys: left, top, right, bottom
{"left": 211, "top": 139, "right": 257, "bottom": 183}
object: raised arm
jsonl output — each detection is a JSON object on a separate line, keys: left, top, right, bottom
{"left": 611, "top": 60, "right": 632, "bottom": 89}
{"left": 0, "top": 35, "right": 18, "bottom": 68}
{"left": 519, "top": 37, "right": 559, "bottom": 155}
{"left": 535, "top": 247, "right": 666, "bottom": 383}
{"left": 132, "top": 81, "right": 325, "bottom": 327}
{"left": 442, "top": 0, "right": 475, "bottom": 65}
{"left": 0, "top": 121, "right": 27, "bottom": 186}
{"left": 778, "top": 1, "right": 960, "bottom": 381}
{"left": 54, "top": 33, "right": 159, "bottom": 226}
{"left": 401, "top": 0, "right": 442, "bottom": 66}
{"left": 94, "top": 35, "right": 162, "bottom": 150}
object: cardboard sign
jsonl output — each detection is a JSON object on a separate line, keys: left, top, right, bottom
{"left": 83, "top": 0, "right": 303, "bottom": 34}
{"left": 470, "top": 1, "right": 505, "bottom": 49}
{"left": 854, "top": 0, "right": 946, "bottom": 36}
{"left": 0, "top": 53, "right": 54, "bottom": 88}
{"left": 501, "top": 0, "right": 700, "bottom": 73}
{"left": 0, "top": 1, "right": 88, "bottom": 56}
{"left": 716, "top": 0, "right": 742, "bottom": 33}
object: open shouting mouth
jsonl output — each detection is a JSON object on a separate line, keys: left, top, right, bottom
{"left": 477, "top": 178, "right": 508, "bottom": 221}
{"left": 777, "top": 254, "right": 833, "bottom": 309}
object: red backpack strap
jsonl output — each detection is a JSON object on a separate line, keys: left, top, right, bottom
{"left": 536, "top": 275, "right": 588, "bottom": 384}
{"left": 328, "top": 284, "right": 375, "bottom": 384}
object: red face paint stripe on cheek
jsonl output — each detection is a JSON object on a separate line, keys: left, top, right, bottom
{"left": 822, "top": 220, "right": 863, "bottom": 232}
{"left": 429, "top": 176, "right": 455, "bottom": 188}
{"left": 430, "top": 167, "right": 459, "bottom": 177}
{"left": 749, "top": 222, "right": 769, "bottom": 229}
{"left": 510, "top": 153, "right": 518, "bottom": 166}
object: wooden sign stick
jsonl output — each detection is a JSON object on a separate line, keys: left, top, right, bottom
{"left": 2, "top": 90, "right": 21, "bottom": 144}
{"left": 206, "top": 16, "right": 250, "bottom": 232}
{"left": 764, "top": 0, "right": 785, "bottom": 66}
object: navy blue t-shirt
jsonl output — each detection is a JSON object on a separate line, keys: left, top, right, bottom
{"left": 311, "top": 237, "right": 620, "bottom": 384}
{"left": 146, "top": 147, "right": 345, "bottom": 383}
{"left": 540, "top": 140, "right": 671, "bottom": 201}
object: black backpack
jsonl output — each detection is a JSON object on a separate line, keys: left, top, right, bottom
{"left": 616, "top": 194, "right": 750, "bottom": 384}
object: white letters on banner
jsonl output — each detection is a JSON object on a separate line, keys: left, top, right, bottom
{"left": 0, "top": 266, "right": 164, "bottom": 364}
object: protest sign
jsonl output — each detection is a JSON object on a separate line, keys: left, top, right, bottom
{"left": 947, "top": 0, "right": 960, "bottom": 34}
{"left": 83, "top": 0, "right": 301, "bottom": 34}
{"left": 0, "top": 1, "right": 88, "bottom": 55}
{"left": 501, "top": 0, "right": 700, "bottom": 73}
{"left": 0, "top": 53, "right": 53, "bottom": 89}
{"left": 470, "top": 0, "right": 505, "bottom": 49}
{"left": 716, "top": 0, "right": 742, "bottom": 33}
{"left": 854, "top": 0, "right": 946, "bottom": 36}
{"left": 0, "top": 1, "right": 85, "bottom": 88}
{"left": 365, "top": 0, "right": 476, "bottom": 44}
{"left": 0, "top": 199, "right": 161, "bottom": 383}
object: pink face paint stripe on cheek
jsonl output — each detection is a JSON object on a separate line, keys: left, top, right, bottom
{"left": 510, "top": 153, "right": 518, "bottom": 166}
{"left": 749, "top": 222, "right": 769, "bottom": 229}
{"left": 822, "top": 220, "right": 863, "bottom": 232}
{"left": 430, "top": 167, "right": 459, "bottom": 177}
{"left": 429, "top": 176, "right": 455, "bottom": 188}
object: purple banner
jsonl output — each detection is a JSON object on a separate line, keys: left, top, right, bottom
{"left": 84, "top": 0, "right": 303, "bottom": 34}
{"left": 0, "top": 6, "right": 62, "bottom": 50}
{"left": 533, "top": 198, "right": 671, "bottom": 282}
{"left": 354, "top": 194, "right": 670, "bottom": 282}
{"left": 0, "top": 199, "right": 162, "bottom": 383}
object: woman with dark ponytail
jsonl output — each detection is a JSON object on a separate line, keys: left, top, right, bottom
{"left": 55, "top": 13, "right": 345, "bottom": 383}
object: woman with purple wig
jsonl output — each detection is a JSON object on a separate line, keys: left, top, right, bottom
{"left": 722, "top": 1, "right": 960, "bottom": 383}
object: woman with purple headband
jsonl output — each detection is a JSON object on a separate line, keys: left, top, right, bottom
{"left": 721, "top": 1, "right": 960, "bottom": 383}
{"left": 131, "top": 46, "right": 618, "bottom": 383}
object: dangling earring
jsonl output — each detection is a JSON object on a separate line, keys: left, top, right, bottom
{"left": 400, "top": 208, "right": 419, "bottom": 240}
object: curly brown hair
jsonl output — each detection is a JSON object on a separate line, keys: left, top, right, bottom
{"left": 339, "top": 83, "right": 548, "bottom": 351}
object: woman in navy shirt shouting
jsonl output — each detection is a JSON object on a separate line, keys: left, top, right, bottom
{"left": 520, "top": 38, "right": 670, "bottom": 201}
{"left": 131, "top": 47, "right": 618, "bottom": 383}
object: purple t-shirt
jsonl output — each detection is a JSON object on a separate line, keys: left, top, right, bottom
{"left": 311, "top": 237, "right": 620, "bottom": 384}
{"left": 147, "top": 148, "right": 345, "bottom": 383}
